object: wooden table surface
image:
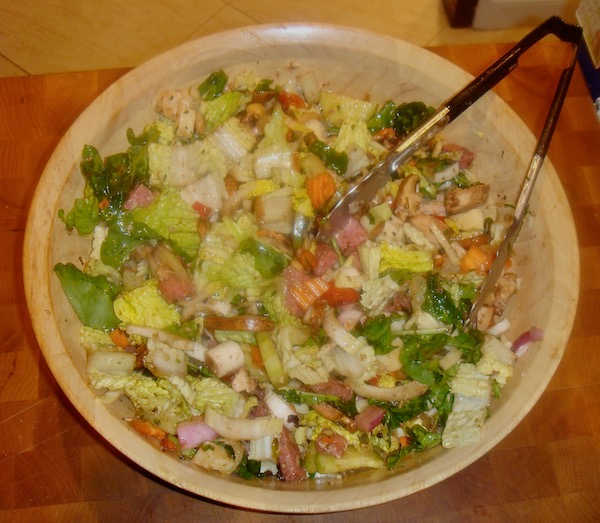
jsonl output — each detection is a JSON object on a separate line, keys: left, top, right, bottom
{"left": 1, "top": 41, "right": 599, "bottom": 522}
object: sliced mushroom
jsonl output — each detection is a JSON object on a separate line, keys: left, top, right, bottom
{"left": 394, "top": 174, "right": 421, "bottom": 213}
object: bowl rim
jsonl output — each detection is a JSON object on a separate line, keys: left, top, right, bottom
{"left": 22, "top": 22, "right": 580, "bottom": 513}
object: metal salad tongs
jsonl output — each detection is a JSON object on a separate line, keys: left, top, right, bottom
{"left": 318, "top": 16, "right": 582, "bottom": 328}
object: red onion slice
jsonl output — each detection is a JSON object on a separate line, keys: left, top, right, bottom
{"left": 512, "top": 326, "right": 544, "bottom": 357}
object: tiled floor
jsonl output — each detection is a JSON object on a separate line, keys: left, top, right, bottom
{"left": 0, "top": 0, "right": 558, "bottom": 78}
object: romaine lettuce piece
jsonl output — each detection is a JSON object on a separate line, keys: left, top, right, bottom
{"left": 188, "top": 375, "right": 255, "bottom": 417}
{"left": 202, "top": 91, "right": 251, "bottom": 133}
{"left": 88, "top": 371, "right": 192, "bottom": 433}
{"left": 132, "top": 189, "right": 201, "bottom": 261}
{"left": 253, "top": 105, "right": 294, "bottom": 179}
{"left": 379, "top": 242, "right": 434, "bottom": 275}
{"left": 113, "top": 279, "right": 181, "bottom": 329}
{"left": 319, "top": 91, "right": 378, "bottom": 126}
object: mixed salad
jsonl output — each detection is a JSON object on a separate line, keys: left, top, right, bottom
{"left": 54, "top": 66, "right": 534, "bottom": 482}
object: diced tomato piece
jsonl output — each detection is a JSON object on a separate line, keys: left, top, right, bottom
{"left": 278, "top": 91, "right": 306, "bottom": 111}
{"left": 321, "top": 285, "right": 360, "bottom": 307}
{"left": 192, "top": 201, "right": 213, "bottom": 218}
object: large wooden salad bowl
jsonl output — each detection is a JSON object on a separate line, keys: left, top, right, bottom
{"left": 23, "top": 24, "right": 579, "bottom": 513}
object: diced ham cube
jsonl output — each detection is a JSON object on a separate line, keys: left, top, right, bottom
{"left": 335, "top": 217, "right": 368, "bottom": 255}
{"left": 277, "top": 427, "right": 307, "bottom": 482}
{"left": 123, "top": 184, "right": 156, "bottom": 210}
{"left": 314, "top": 243, "right": 338, "bottom": 276}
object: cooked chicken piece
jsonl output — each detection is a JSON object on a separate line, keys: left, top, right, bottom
{"left": 444, "top": 183, "right": 490, "bottom": 214}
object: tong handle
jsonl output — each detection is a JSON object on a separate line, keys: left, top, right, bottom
{"left": 446, "top": 16, "right": 582, "bottom": 121}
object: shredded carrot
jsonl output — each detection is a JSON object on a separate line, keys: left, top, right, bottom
{"left": 460, "top": 245, "right": 495, "bottom": 273}
{"left": 398, "top": 436, "right": 411, "bottom": 448}
{"left": 249, "top": 344, "right": 266, "bottom": 371}
{"left": 98, "top": 198, "right": 110, "bottom": 210}
{"left": 295, "top": 248, "right": 317, "bottom": 272}
{"left": 289, "top": 276, "right": 329, "bottom": 311}
{"left": 305, "top": 171, "right": 337, "bottom": 210}
{"left": 278, "top": 92, "right": 306, "bottom": 111}
{"left": 109, "top": 328, "right": 130, "bottom": 348}
{"left": 130, "top": 418, "right": 166, "bottom": 441}
{"left": 160, "top": 436, "right": 180, "bottom": 453}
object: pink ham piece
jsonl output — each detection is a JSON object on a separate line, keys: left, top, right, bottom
{"left": 315, "top": 432, "right": 348, "bottom": 459}
{"left": 307, "top": 378, "right": 354, "bottom": 402}
{"left": 334, "top": 217, "right": 368, "bottom": 255}
{"left": 314, "top": 242, "right": 338, "bottom": 276}
{"left": 158, "top": 275, "right": 196, "bottom": 303}
{"left": 354, "top": 405, "right": 386, "bottom": 433}
{"left": 123, "top": 184, "right": 156, "bottom": 210}
{"left": 277, "top": 427, "right": 307, "bottom": 482}
{"left": 282, "top": 265, "right": 311, "bottom": 317}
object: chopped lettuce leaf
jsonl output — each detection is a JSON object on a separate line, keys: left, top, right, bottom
{"left": 274, "top": 325, "right": 329, "bottom": 385}
{"left": 58, "top": 184, "right": 99, "bottom": 235}
{"left": 319, "top": 91, "right": 378, "bottom": 126}
{"left": 202, "top": 91, "right": 250, "bottom": 133}
{"left": 380, "top": 242, "right": 434, "bottom": 275}
{"left": 360, "top": 275, "right": 400, "bottom": 316}
{"left": 132, "top": 189, "right": 201, "bottom": 261}
{"left": 113, "top": 279, "right": 181, "bottom": 329}
{"left": 334, "top": 120, "right": 372, "bottom": 154}
{"left": 202, "top": 252, "right": 267, "bottom": 302}
{"left": 301, "top": 410, "right": 361, "bottom": 447}
{"left": 89, "top": 371, "right": 192, "bottom": 433}
{"left": 54, "top": 262, "right": 121, "bottom": 332}
{"left": 198, "top": 69, "right": 228, "bottom": 101}
{"left": 188, "top": 375, "right": 255, "bottom": 417}
{"left": 147, "top": 140, "right": 227, "bottom": 188}
{"left": 144, "top": 116, "right": 177, "bottom": 145}
{"left": 80, "top": 326, "right": 117, "bottom": 351}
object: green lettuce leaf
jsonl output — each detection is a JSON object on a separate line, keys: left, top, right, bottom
{"left": 113, "top": 279, "right": 181, "bottom": 329}
{"left": 58, "top": 184, "right": 99, "bottom": 235}
{"left": 132, "top": 189, "right": 201, "bottom": 261}
{"left": 54, "top": 262, "right": 121, "bottom": 331}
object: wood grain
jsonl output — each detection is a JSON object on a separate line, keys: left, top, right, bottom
{"left": 1, "top": 42, "right": 599, "bottom": 521}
